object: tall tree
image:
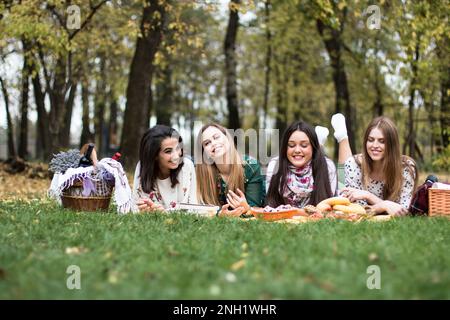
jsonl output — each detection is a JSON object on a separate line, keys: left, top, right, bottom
{"left": 262, "top": 0, "right": 272, "bottom": 129}
{"left": 0, "top": 76, "right": 16, "bottom": 159}
{"left": 120, "top": 0, "right": 166, "bottom": 169}
{"left": 224, "top": 0, "right": 241, "bottom": 130}
{"left": 18, "top": 40, "right": 30, "bottom": 159}
{"left": 316, "top": 6, "right": 355, "bottom": 159}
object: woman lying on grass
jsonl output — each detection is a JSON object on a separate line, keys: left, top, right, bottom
{"left": 133, "top": 125, "right": 198, "bottom": 212}
{"left": 331, "top": 114, "right": 418, "bottom": 216}
{"left": 265, "top": 121, "right": 337, "bottom": 208}
{"left": 195, "top": 123, "right": 265, "bottom": 217}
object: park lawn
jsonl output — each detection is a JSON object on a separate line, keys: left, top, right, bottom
{"left": 0, "top": 200, "right": 449, "bottom": 300}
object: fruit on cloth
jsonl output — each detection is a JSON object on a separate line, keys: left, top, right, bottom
{"left": 318, "top": 196, "right": 350, "bottom": 207}
{"left": 304, "top": 205, "right": 321, "bottom": 215}
{"left": 317, "top": 202, "right": 332, "bottom": 212}
{"left": 347, "top": 203, "right": 367, "bottom": 214}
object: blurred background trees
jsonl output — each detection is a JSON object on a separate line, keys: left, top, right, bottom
{"left": 0, "top": 0, "right": 448, "bottom": 172}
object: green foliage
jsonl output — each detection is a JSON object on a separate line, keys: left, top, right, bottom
{"left": 429, "top": 145, "right": 450, "bottom": 172}
{"left": 0, "top": 200, "right": 449, "bottom": 299}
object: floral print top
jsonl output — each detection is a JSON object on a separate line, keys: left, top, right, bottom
{"left": 344, "top": 155, "right": 416, "bottom": 209}
{"left": 132, "top": 157, "right": 198, "bottom": 210}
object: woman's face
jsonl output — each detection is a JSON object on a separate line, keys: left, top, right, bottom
{"left": 201, "top": 126, "right": 230, "bottom": 161}
{"left": 366, "top": 127, "right": 385, "bottom": 162}
{"left": 286, "top": 130, "right": 313, "bottom": 168}
{"left": 158, "top": 137, "right": 182, "bottom": 173}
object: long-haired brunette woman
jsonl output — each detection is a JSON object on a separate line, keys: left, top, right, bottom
{"left": 133, "top": 125, "right": 197, "bottom": 212}
{"left": 266, "top": 120, "right": 337, "bottom": 208}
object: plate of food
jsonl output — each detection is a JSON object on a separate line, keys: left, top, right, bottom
{"left": 175, "top": 203, "right": 220, "bottom": 217}
{"left": 251, "top": 205, "right": 307, "bottom": 221}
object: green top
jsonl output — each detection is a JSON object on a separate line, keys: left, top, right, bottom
{"left": 217, "top": 155, "right": 266, "bottom": 207}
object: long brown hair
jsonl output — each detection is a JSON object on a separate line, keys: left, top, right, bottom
{"left": 359, "top": 116, "right": 417, "bottom": 201}
{"left": 194, "top": 123, "right": 245, "bottom": 205}
{"left": 266, "top": 121, "right": 333, "bottom": 207}
{"left": 139, "top": 125, "right": 184, "bottom": 193}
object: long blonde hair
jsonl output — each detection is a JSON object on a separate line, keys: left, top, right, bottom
{"left": 359, "top": 116, "right": 417, "bottom": 202}
{"left": 195, "top": 123, "right": 245, "bottom": 205}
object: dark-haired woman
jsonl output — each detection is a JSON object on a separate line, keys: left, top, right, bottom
{"left": 266, "top": 121, "right": 337, "bottom": 208}
{"left": 132, "top": 125, "right": 198, "bottom": 212}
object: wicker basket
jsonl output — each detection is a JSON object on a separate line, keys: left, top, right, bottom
{"left": 61, "top": 178, "right": 113, "bottom": 212}
{"left": 61, "top": 194, "right": 111, "bottom": 211}
{"left": 428, "top": 188, "right": 450, "bottom": 216}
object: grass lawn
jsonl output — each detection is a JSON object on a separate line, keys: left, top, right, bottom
{"left": 0, "top": 200, "right": 449, "bottom": 299}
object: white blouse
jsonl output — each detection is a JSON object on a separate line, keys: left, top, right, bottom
{"left": 132, "top": 157, "right": 198, "bottom": 209}
{"left": 265, "top": 156, "right": 337, "bottom": 195}
{"left": 344, "top": 156, "right": 416, "bottom": 209}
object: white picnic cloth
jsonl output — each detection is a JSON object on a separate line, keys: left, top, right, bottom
{"left": 432, "top": 182, "right": 450, "bottom": 190}
{"left": 48, "top": 158, "right": 134, "bottom": 214}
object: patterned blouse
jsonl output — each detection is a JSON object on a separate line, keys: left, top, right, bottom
{"left": 132, "top": 157, "right": 198, "bottom": 209}
{"left": 344, "top": 155, "right": 416, "bottom": 209}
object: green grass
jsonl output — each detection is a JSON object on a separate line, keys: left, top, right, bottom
{"left": 0, "top": 200, "right": 449, "bottom": 299}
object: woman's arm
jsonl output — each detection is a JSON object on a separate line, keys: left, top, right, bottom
{"left": 265, "top": 157, "right": 278, "bottom": 193}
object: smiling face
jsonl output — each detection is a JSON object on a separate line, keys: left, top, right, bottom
{"left": 158, "top": 137, "right": 182, "bottom": 174}
{"left": 286, "top": 130, "right": 313, "bottom": 168}
{"left": 366, "top": 127, "right": 385, "bottom": 162}
{"left": 201, "top": 126, "right": 230, "bottom": 161}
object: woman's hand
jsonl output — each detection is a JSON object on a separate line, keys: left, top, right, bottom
{"left": 340, "top": 187, "right": 373, "bottom": 203}
{"left": 219, "top": 203, "right": 245, "bottom": 217}
{"left": 136, "top": 198, "right": 165, "bottom": 212}
{"left": 371, "top": 200, "right": 408, "bottom": 216}
{"left": 226, "top": 188, "right": 250, "bottom": 213}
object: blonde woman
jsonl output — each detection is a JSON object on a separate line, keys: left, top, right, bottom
{"left": 195, "top": 123, "right": 265, "bottom": 216}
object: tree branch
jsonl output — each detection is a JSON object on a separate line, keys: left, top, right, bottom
{"left": 69, "top": 0, "right": 109, "bottom": 40}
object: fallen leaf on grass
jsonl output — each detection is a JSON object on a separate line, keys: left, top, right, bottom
{"left": 209, "top": 285, "right": 221, "bottom": 296}
{"left": 230, "top": 259, "right": 246, "bottom": 271}
{"left": 225, "top": 272, "right": 237, "bottom": 283}
{"left": 65, "top": 246, "right": 89, "bottom": 255}
{"left": 368, "top": 252, "right": 379, "bottom": 262}
{"left": 108, "top": 270, "right": 120, "bottom": 284}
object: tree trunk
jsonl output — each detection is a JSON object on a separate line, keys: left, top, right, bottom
{"left": 108, "top": 97, "right": 118, "bottom": 153}
{"left": 224, "top": 0, "right": 241, "bottom": 130}
{"left": 440, "top": 67, "right": 450, "bottom": 149}
{"left": 61, "top": 81, "right": 77, "bottom": 148}
{"left": 94, "top": 56, "right": 106, "bottom": 156}
{"left": 373, "top": 63, "right": 383, "bottom": 117}
{"left": 317, "top": 18, "right": 355, "bottom": 160}
{"left": 120, "top": 0, "right": 166, "bottom": 169}
{"left": 155, "top": 66, "right": 173, "bottom": 126}
{"left": 18, "top": 46, "right": 30, "bottom": 159}
{"left": 262, "top": 0, "right": 272, "bottom": 129}
{"left": 31, "top": 62, "right": 51, "bottom": 161}
{"left": 436, "top": 36, "right": 449, "bottom": 150}
{"left": 0, "top": 77, "right": 16, "bottom": 159}
{"left": 48, "top": 56, "right": 68, "bottom": 155}
{"left": 404, "top": 41, "right": 420, "bottom": 158}
{"left": 274, "top": 54, "right": 287, "bottom": 142}
{"left": 79, "top": 79, "right": 93, "bottom": 147}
